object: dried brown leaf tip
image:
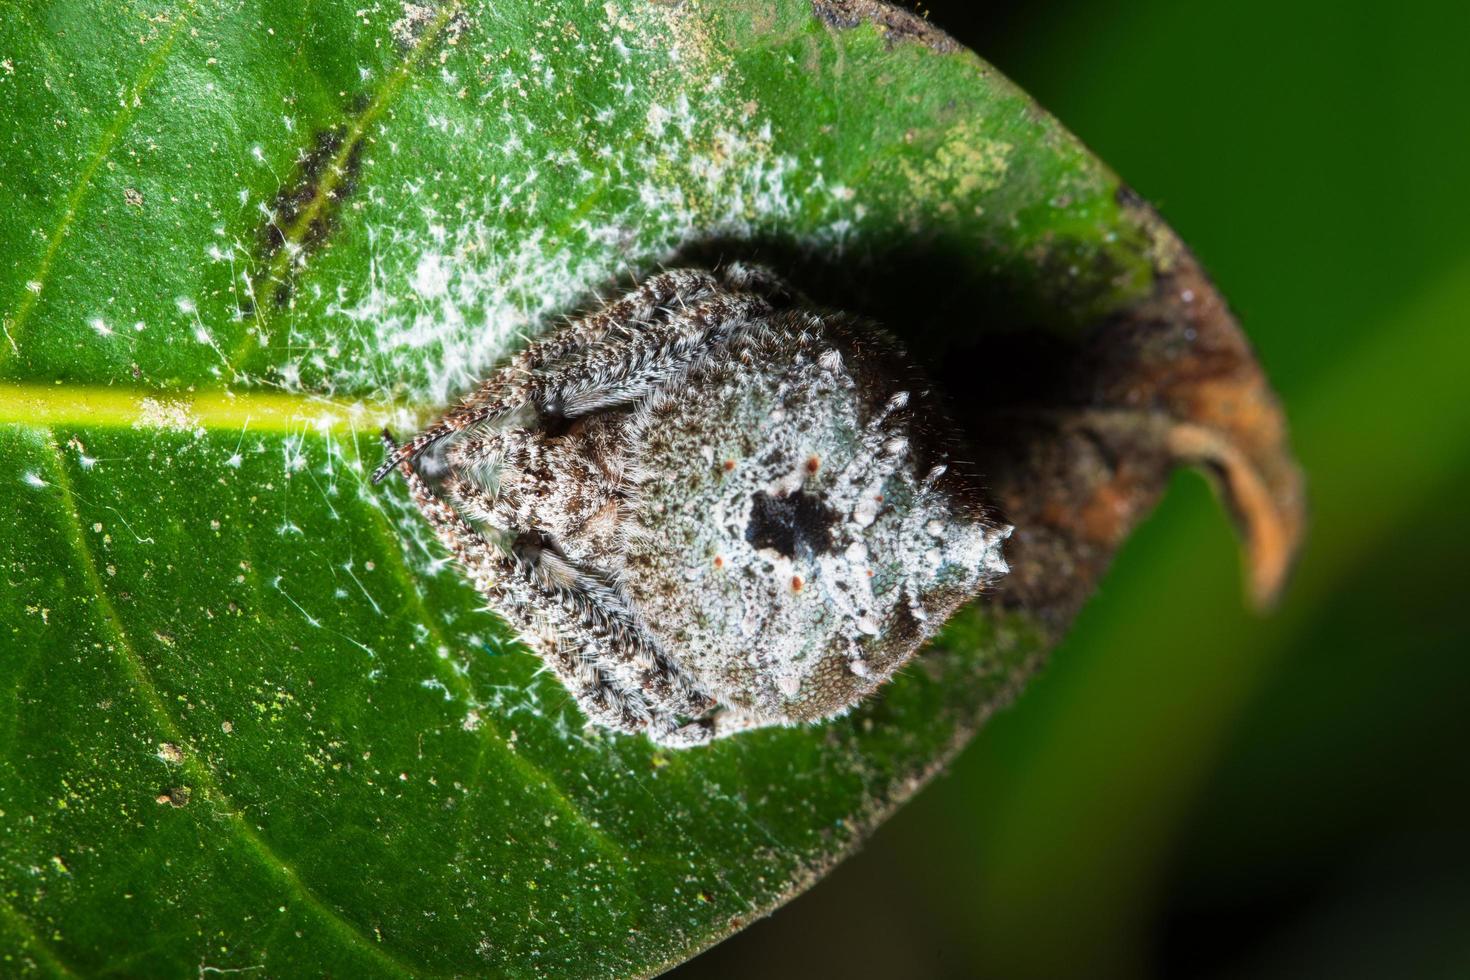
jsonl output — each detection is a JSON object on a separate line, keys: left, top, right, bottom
{"left": 977, "top": 201, "right": 1305, "bottom": 620}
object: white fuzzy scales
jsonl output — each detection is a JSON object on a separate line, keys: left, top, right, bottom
{"left": 380, "top": 266, "right": 1010, "bottom": 747}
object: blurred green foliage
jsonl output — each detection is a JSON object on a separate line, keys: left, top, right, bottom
{"left": 679, "top": 1, "right": 1470, "bottom": 976}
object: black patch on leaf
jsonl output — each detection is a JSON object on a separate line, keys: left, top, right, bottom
{"left": 258, "top": 125, "right": 365, "bottom": 308}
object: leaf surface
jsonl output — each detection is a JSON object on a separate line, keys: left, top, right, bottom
{"left": 0, "top": 1, "right": 1300, "bottom": 975}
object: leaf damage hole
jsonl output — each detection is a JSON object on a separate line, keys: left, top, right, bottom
{"left": 156, "top": 786, "right": 192, "bottom": 807}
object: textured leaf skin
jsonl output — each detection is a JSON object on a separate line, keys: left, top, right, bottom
{"left": 0, "top": 1, "right": 1274, "bottom": 976}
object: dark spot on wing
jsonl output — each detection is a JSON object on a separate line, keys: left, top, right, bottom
{"left": 746, "top": 489, "right": 838, "bottom": 559}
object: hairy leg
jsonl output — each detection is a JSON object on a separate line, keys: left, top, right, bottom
{"left": 536, "top": 291, "right": 773, "bottom": 417}
{"left": 372, "top": 269, "right": 725, "bottom": 483}
{"left": 511, "top": 534, "right": 714, "bottom": 721}
{"left": 382, "top": 431, "right": 698, "bottom": 741}
{"left": 444, "top": 428, "right": 624, "bottom": 548}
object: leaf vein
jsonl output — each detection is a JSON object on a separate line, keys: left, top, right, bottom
{"left": 1, "top": 3, "right": 198, "bottom": 364}
{"left": 0, "top": 892, "right": 80, "bottom": 978}
{"left": 225, "top": 2, "right": 464, "bottom": 373}
{"left": 359, "top": 485, "right": 632, "bottom": 865}
{"left": 40, "top": 432, "right": 422, "bottom": 979}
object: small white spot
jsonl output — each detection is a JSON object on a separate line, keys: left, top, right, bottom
{"left": 410, "top": 253, "right": 451, "bottom": 300}
{"left": 420, "top": 678, "right": 453, "bottom": 701}
{"left": 23, "top": 472, "right": 46, "bottom": 488}
{"left": 89, "top": 317, "right": 112, "bottom": 336}
{"left": 645, "top": 102, "right": 670, "bottom": 137}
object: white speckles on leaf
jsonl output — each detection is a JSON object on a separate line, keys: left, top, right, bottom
{"left": 410, "top": 252, "right": 452, "bottom": 300}
{"left": 133, "top": 398, "right": 201, "bottom": 431}
{"left": 273, "top": 2, "right": 860, "bottom": 411}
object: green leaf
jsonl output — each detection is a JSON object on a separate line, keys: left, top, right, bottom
{"left": 0, "top": 1, "right": 1301, "bottom": 975}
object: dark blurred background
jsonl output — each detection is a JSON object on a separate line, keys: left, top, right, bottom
{"left": 676, "top": 1, "right": 1470, "bottom": 977}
